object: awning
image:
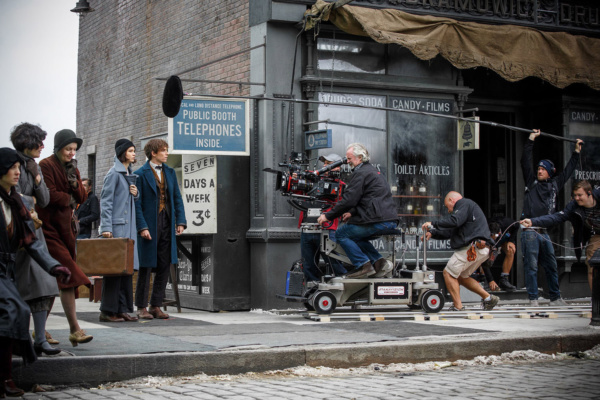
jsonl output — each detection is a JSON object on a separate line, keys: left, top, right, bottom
{"left": 306, "top": 0, "right": 600, "bottom": 90}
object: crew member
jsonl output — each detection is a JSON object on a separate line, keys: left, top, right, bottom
{"left": 520, "top": 129, "right": 582, "bottom": 307}
{"left": 422, "top": 191, "right": 499, "bottom": 311}
{"left": 521, "top": 180, "right": 599, "bottom": 291}
{"left": 317, "top": 143, "right": 397, "bottom": 279}
{"left": 298, "top": 153, "right": 347, "bottom": 282}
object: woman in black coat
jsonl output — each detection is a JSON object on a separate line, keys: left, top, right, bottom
{"left": 0, "top": 148, "right": 70, "bottom": 398}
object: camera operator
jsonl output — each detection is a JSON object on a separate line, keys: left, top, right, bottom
{"left": 296, "top": 154, "right": 347, "bottom": 282}
{"left": 317, "top": 143, "right": 398, "bottom": 279}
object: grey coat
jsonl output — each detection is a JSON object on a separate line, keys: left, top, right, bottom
{"left": 100, "top": 157, "right": 140, "bottom": 270}
{"left": 14, "top": 152, "right": 59, "bottom": 302}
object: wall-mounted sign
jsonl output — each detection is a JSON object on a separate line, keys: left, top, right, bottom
{"left": 457, "top": 117, "right": 480, "bottom": 150}
{"left": 305, "top": 129, "right": 332, "bottom": 150}
{"left": 169, "top": 96, "right": 250, "bottom": 155}
{"left": 182, "top": 155, "right": 217, "bottom": 234}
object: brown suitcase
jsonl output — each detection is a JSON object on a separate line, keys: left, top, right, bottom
{"left": 77, "top": 238, "right": 135, "bottom": 276}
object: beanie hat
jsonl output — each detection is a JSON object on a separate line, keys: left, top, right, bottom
{"left": 54, "top": 129, "right": 82, "bottom": 152}
{"left": 115, "top": 138, "right": 135, "bottom": 158}
{"left": 0, "top": 148, "right": 20, "bottom": 177}
{"left": 538, "top": 159, "right": 555, "bottom": 177}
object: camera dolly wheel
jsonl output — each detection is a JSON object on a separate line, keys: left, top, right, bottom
{"left": 311, "top": 291, "right": 337, "bottom": 314}
{"left": 420, "top": 289, "right": 445, "bottom": 313}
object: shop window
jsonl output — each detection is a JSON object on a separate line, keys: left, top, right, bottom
{"left": 317, "top": 92, "right": 387, "bottom": 178}
{"left": 317, "top": 38, "right": 385, "bottom": 74}
{"left": 388, "top": 95, "right": 456, "bottom": 248}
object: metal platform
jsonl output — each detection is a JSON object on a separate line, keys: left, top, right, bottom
{"left": 299, "top": 304, "right": 592, "bottom": 322}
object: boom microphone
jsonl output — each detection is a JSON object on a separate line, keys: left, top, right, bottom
{"left": 313, "top": 157, "right": 347, "bottom": 176}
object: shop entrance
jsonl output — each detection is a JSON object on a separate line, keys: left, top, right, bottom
{"left": 463, "top": 111, "right": 518, "bottom": 221}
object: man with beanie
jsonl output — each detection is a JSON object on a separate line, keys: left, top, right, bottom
{"left": 520, "top": 129, "right": 583, "bottom": 307}
{"left": 134, "top": 139, "right": 186, "bottom": 320}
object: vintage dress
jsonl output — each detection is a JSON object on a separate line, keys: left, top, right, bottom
{"left": 37, "top": 155, "right": 90, "bottom": 290}
{"left": 0, "top": 193, "right": 60, "bottom": 364}
{"left": 134, "top": 161, "right": 186, "bottom": 268}
{"left": 14, "top": 151, "right": 59, "bottom": 302}
{"left": 98, "top": 157, "right": 139, "bottom": 313}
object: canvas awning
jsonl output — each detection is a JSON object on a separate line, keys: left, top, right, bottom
{"left": 305, "top": 0, "right": 600, "bottom": 90}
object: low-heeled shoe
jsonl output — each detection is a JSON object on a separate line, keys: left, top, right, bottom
{"left": 99, "top": 312, "right": 125, "bottom": 323}
{"left": 34, "top": 344, "right": 61, "bottom": 356}
{"left": 118, "top": 313, "right": 139, "bottom": 322}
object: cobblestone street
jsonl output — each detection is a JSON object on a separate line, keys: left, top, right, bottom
{"left": 21, "top": 357, "right": 600, "bottom": 399}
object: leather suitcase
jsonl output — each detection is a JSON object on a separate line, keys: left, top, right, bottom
{"left": 77, "top": 238, "right": 134, "bottom": 276}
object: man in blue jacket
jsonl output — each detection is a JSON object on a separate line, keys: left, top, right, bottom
{"left": 134, "top": 139, "right": 187, "bottom": 319}
{"left": 520, "top": 129, "right": 582, "bottom": 307}
{"left": 521, "top": 180, "right": 599, "bottom": 292}
{"left": 422, "top": 192, "right": 499, "bottom": 311}
{"left": 317, "top": 143, "right": 398, "bottom": 279}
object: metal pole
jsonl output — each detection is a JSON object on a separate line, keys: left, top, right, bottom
{"left": 176, "top": 92, "right": 579, "bottom": 144}
{"left": 590, "top": 249, "right": 600, "bottom": 326}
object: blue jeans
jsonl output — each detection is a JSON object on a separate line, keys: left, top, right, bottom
{"left": 521, "top": 230, "right": 561, "bottom": 301}
{"left": 335, "top": 221, "right": 397, "bottom": 268}
{"left": 301, "top": 231, "right": 347, "bottom": 282}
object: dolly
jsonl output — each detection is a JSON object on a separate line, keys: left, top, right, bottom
{"left": 278, "top": 219, "right": 445, "bottom": 314}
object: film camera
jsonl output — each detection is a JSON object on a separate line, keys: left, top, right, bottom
{"left": 264, "top": 152, "right": 346, "bottom": 204}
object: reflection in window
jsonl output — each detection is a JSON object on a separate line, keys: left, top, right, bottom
{"left": 317, "top": 92, "right": 387, "bottom": 179}
{"left": 317, "top": 38, "right": 385, "bottom": 74}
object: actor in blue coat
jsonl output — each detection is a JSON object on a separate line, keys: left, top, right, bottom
{"left": 133, "top": 138, "right": 186, "bottom": 320}
{"left": 99, "top": 139, "right": 140, "bottom": 322}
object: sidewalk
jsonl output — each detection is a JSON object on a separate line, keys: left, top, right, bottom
{"left": 13, "top": 298, "right": 600, "bottom": 387}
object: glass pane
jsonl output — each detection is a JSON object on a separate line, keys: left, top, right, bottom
{"left": 388, "top": 96, "right": 457, "bottom": 252}
{"left": 317, "top": 38, "right": 385, "bottom": 74}
{"left": 317, "top": 92, "right": 387, "bottom": 178}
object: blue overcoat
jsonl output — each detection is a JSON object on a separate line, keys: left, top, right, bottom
{"left": 134, "top": 161, "right": 186, "bottom": 268}
{"left": 100, "top": 156, "right": 140, "bottom": 270}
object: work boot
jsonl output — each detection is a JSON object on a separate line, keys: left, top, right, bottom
{"left": 373, "top": 258, "right": 393, "bottom": 278}
{"left": 346, "top": 262, "right": 375, "bottom": 279}
{"left": 498, "top": 276, "right": 516, "bottom": 291}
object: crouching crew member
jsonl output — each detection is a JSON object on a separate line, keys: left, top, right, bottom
{"left": 422, "top": 191, "right": 499, "bottom": 311}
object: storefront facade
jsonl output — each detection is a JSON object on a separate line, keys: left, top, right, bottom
{"left": 76, "top": 0, "right": 599, "bottom": 310}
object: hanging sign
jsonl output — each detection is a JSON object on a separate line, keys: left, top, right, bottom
{"left": 305, "top": 129, "right": 332, "bottom": 150}
{"left": 457, "top": 117, "right": 480, "bottom": 150}
{"left": 169, "top": 96, "right": 250, "bottom": 155}
{"left": 182, "top": 155, "right": 217, "bottom": 234}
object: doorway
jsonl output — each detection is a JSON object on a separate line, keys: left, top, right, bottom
{"left": 463, "top": 111, "right": 517, "bottom": 220}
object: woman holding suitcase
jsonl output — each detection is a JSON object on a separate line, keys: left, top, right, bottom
{"left": 98, "top": 139, "right": 139, "bottom": 322}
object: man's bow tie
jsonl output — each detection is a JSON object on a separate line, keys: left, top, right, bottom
{"left": 155, "top": 165, "right": 162, "bottom": 170}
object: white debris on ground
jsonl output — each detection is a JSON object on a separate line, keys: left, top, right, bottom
{"left": 97, "top": 345, "right": 600, "bottom": 390}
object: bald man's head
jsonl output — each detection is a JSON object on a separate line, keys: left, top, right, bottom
{"left": 444, "top": 191, "right": 463, "bottom": 213}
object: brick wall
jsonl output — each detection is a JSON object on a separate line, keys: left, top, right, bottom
{"left": 76, "top": 0, "right": 250, "bottom": 191}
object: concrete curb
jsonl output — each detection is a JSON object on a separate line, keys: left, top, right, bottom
{"left": 13, "top": 329, "right": 600, "bottom": 387}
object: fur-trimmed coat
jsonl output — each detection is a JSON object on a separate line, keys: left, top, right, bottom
{"left": 37, "top": 155, "right": 90, "bottom": 290}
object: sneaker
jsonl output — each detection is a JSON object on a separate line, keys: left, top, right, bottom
{"left": 373, "top": 258, "right": 393, "bottom": 278}
{"left": 482, "top": 295, "right": 499, "bottom": 310}
{"left": 498, "top": 276, "right": 516, "bottom": 291}
{"left": 549, "top": 298, "right": 568, "bottom": 307}
{"left": 346, "top": 262, "right": 376, "bottom": 279}
{"left": 448, "top": 305, "right": 465, "bottom": 311}
{"left": 529, "top": 299, "right": 539, "bottom": 307}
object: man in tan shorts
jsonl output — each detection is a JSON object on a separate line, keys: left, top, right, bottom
{"left": 423, "top": 191, "right": 499, "bottom": 311}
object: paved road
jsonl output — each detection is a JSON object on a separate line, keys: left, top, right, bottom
{"left": 21, "top": 357, "right": 600, "bottom": 399}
